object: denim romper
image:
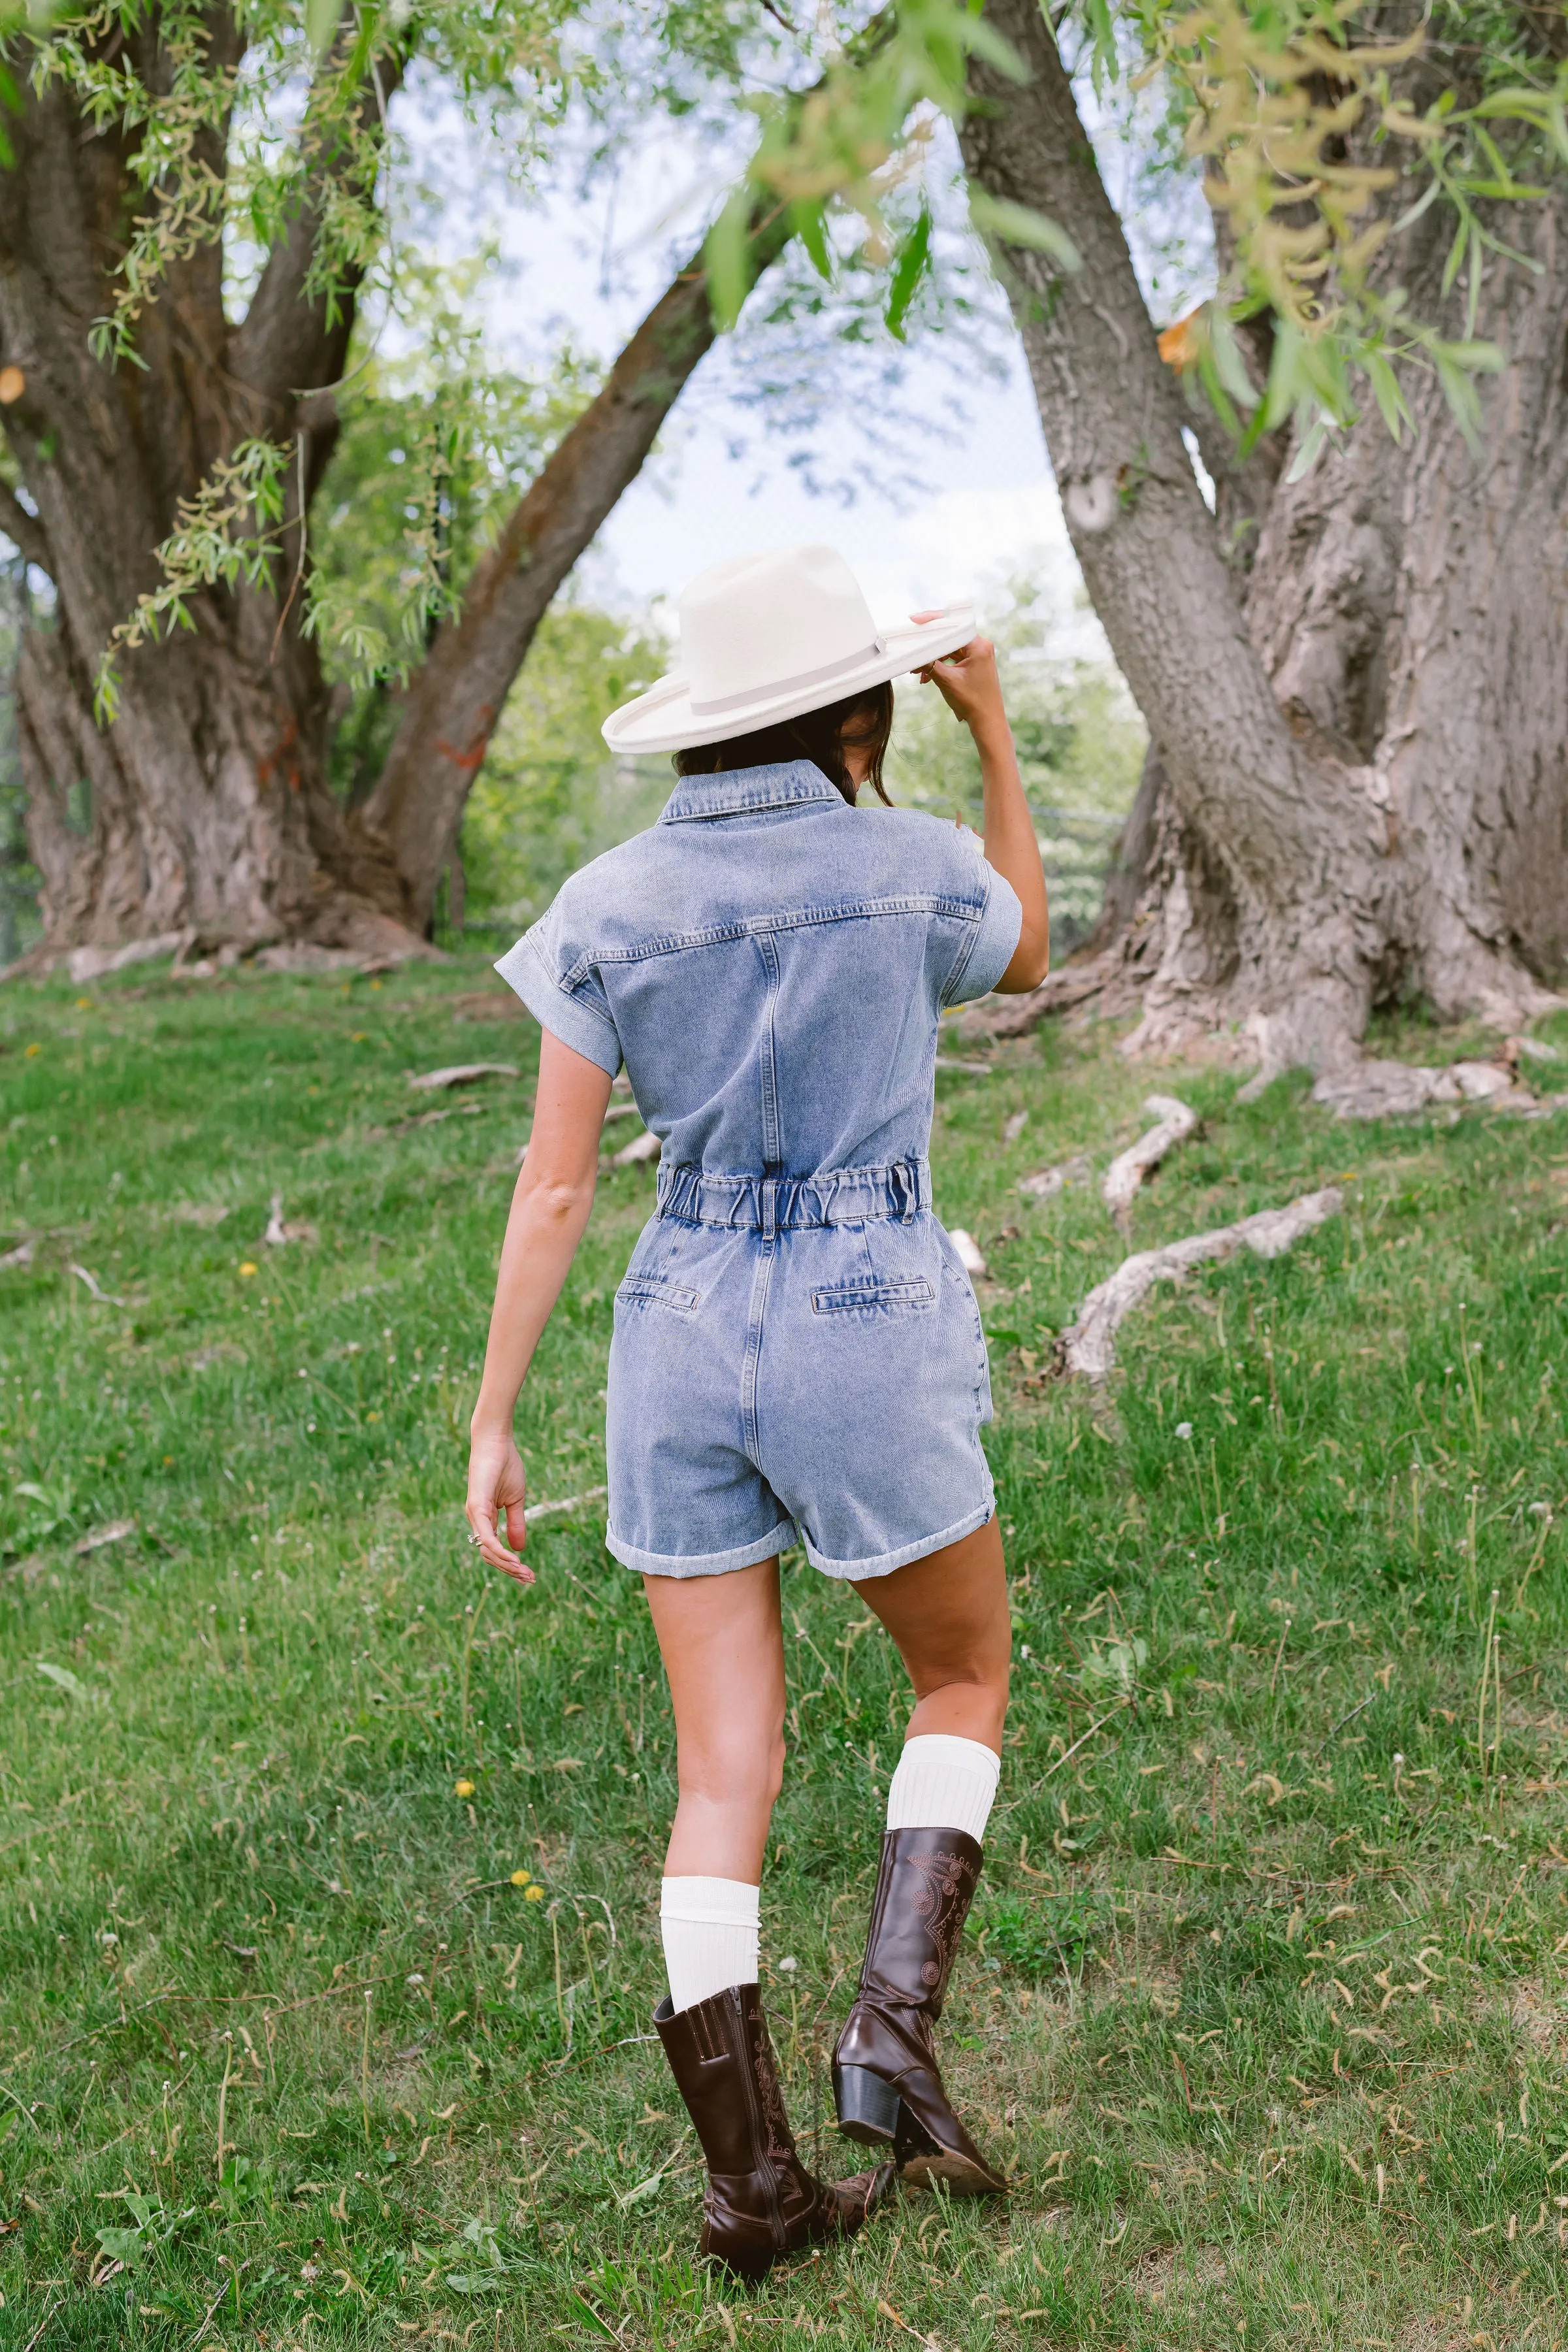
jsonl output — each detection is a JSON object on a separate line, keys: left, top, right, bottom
{"left": 495, "top": 760, "right": 1022, "bottom": 1581}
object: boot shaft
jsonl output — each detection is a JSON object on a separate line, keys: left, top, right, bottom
{"left": 858, "top": 1828, "right": 982, "bottom": 2018}
{"left": 654, "top": 1987, "right": 780, "bottom": 2180}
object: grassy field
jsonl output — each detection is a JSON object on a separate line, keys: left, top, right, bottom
{"left": 2, "top": 951, "right": 1567, "bottom": 2352}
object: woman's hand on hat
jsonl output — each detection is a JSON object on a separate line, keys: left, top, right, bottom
{"left": 909, "top": 621, "right": 1007, "bottom": 736}
{"left": 466, "top": 1428, "right": 534, "bottom": 1585}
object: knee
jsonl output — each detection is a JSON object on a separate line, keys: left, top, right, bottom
{"left": 679, "top": 1717, "right": 785, "bottom": 1815}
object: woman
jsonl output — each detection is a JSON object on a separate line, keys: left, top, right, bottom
{"left": 466, "top": 542, "right": 1049, "bottom": 2279}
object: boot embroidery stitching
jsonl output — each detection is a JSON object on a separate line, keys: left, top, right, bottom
{"left": 746, "top": 2001, "right": 794, "bottom": 2168}
{"left": 902, "top": 1849, "right": 973, "bottom": 1989}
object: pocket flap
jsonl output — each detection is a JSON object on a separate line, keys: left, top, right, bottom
{"left": 616, "top": 1274, "right": 700, "bottom": 1314}
{"left": 810, "top": 1277, "right": 936, "bottom": 1315}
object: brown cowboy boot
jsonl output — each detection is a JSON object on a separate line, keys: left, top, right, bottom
{"left": 655, "top": 1985, "right": 894, "bottom": 2280}
{"left": 832, "top": 1827, "right": 1007, "bottom": 2195}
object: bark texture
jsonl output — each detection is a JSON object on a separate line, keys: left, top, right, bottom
{"left": 961, "top": 0, "right": 1567, "bottom": 1079}
{"left": 0, "top": 6, "right": 789, "bottom": 960}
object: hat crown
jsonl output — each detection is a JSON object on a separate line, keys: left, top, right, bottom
{"left": 678, "top": 544, "right": 881, "bottom": 710}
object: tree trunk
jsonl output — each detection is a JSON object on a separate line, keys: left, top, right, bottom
{"left": 960, "top": 0, "right": 1566, "bottom": 1081}
{"left": 1, "top": 5, "right": 794, "bottom": 963}
{"left": 2, "top": 8, "right": 414, "bottom": 960}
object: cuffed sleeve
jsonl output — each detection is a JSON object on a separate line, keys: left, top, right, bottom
{"left": 941, "top": 849, "right": 1024, "bottom": 1007}
{"left": 495, "top": 916, "right": 623, "bottom": 1078}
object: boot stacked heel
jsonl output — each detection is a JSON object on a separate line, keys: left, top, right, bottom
{"left": 833, "top": 2060, "right": 902, "bottom": 2144}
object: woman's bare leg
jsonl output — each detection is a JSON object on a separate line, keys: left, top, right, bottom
{"left": 851, "top": 1516, "right": 1011, "bottom": 1752}
{"left": 644, "top": 1555, "right": 787, "bottom": 1883}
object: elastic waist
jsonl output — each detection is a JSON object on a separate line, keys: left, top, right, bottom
{"left": 655, "top": 1156, "right": 930, "bottom": 1233}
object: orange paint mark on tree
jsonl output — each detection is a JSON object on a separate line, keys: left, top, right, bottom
{"left": 435, "top": 710, "right": 497, "bottom": 775}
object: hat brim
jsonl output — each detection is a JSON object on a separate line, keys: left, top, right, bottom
{"left": 600, "top": 605, "right": 977, "bottom": 756}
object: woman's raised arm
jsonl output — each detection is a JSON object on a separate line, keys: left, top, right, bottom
{"left": 915, "top": 631, "right": 1050, "bottom": 992}
{"left": 466, "top": 1030, "right": 613, "bottom": 1581}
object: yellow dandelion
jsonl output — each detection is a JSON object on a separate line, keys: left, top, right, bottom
{"left": 75, "top": 997, "right": 93, "bottom": 1011}
{"left": 510, "top": 1869, "right": 531, "bottom": 1887}
{"left": 524, "top": 1885, "right": 544, "bottom": 1902}
{"left": 238, "top": 1262, "right": 259, "bottom": 1278}
{"left": 24, "top": 1042, "right": 41, "bottom": 1058}
{"left": 351, "top": 1030, "right": 368, "bottom": 1043}
{"left": 366, "top": 1410, "right": 381, "bottom": 1422}
{"left": 454, "top": 1779, "right": 475, "bottom": 1798}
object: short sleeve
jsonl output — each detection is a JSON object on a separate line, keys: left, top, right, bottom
{"left": 494, "top": 894, "right": 623, "bottom": 1078}
{"left": 940, "top": 836, "right": 1024, "bottom": 1007}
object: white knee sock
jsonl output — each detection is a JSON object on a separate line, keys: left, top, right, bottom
{"left": 885, "top": 1733, "right": 1000, "bottom": 1844}
{"left": 660, "top": 1876, "right": 760, "bottom": 2012}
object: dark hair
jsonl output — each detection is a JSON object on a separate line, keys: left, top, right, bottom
{"left": 674, "top": 681, "right": 894, "bottom": 805}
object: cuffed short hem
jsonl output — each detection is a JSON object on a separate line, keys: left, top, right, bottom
{"left": 606, "top": 1518, "right": 799, "bottom": 1579}
{"left": 801, "top": 1496, "right": 995, "bottom": 1582}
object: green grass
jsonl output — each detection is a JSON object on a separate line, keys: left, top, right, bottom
{"left": 3, "top": 956, "right": 1568, "bottom": 2351}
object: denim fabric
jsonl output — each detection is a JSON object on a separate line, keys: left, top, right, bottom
{"left": 495, "top": 760, "right": 1022, "bottom": 1579}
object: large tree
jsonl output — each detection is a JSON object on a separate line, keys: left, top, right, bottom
{"left": 953, "top": 0, "right": 1567, "bottom": 1088}
{"left": 0, "top": 0, "right": 829, "bottom": 960}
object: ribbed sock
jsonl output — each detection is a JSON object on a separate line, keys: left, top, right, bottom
{"left": 660, "top": 1876, "right": 760, "bottom": 2012}
{"left": 885, "top": 1733, "right": 1000, "bottom": 1844}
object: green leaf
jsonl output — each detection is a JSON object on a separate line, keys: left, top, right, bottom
{"left": 968, "top": 193, "right": 1081, "bottom": 272}
{"left": 885, "top": 204, "right": 933, "bottom": 343}
{"left": 304, "top": 0, "right": 338, "bottom": 59}
{"left": 613, "top": 2163, "right": 672, "bottom": 2208}
{"left": 565, "top": 2289, "right": 620, "bottom": 2339}
{"left": 37, "top": 1659, "right": 95, "bottom": 1703}
{"left": 1207, "top": 308, "right": 1260, "bottom": 411}
{"left": 1284, "top": 416, "right": 1332, "bottom": 484}
{"left": 1364, "top": 352, "right": 1409, "bottom": 444}
{"left": 95, "top": 2227, "right": 145, "bottom": 2268}
{"left": 704, "top": 188, "right": 754, "bottom": 333}
{"left": 791, "top": 200, "right": 833, "bottom": 286}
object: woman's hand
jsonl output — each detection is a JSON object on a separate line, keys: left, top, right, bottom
{"left": 466, "top": 1427, "right": 533, "bottom": 1585}
{"left": 911, "top": 622, "right": 1008, "bottom": 742}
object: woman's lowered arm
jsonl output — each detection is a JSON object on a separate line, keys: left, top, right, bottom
{"left": 466, "top": 1030, "right": 613, "bottom": 1581}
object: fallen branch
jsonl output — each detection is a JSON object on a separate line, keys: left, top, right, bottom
{"left": 407, "top": 1062, "right": 520, "bottom": 1091}
{"left": 263, "top": 1192, "right": 318, "bottom": 1246}
{"left": 949, "top": 1227, "right": 988, "bottom": 1279}
{"left": 1311, "top": 1059, "right": 1532, "bottom": 1119}
{"left": 608, "top": 1128, "right": 660, "bottom": 1168}
{"left": 71, "top": 1519, "right": 135, "bottom": 1556}
{"left": 1019, "top": 1154, "right": 1089, "bottom": 1201}
{"left": 1102, "top": 1094, "right": 1196, "bottom": 1217}
{"left": 1060, "top": 1186, "right": 1343, "bottom": 1380}
{"left": 523, "top": 1487, "right": 608, "bottom": 1528}
{"left": 69, "top": 1263, "right": 125, "bottom": 1306}
{"left": 954, "top": 959, "right": 1111, "bottom": 1039}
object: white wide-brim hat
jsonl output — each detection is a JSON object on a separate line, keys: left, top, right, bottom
{"left": 601, "top": 542, "right": 974, "bottom": 756}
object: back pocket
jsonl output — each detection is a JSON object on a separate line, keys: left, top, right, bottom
{"left": 616, "top": 1273, "right": 701, "bottom": 1316}
{"left": 810, "top": 1277, "right": 935, "bottom": 1316}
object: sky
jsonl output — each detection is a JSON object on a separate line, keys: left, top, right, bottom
{"left": 401, "top": 92, "right": 1146, "bottom": 645}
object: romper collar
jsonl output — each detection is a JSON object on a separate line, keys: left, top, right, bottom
{"left": 658, "top": 760, "right": 847, "bottom": 825}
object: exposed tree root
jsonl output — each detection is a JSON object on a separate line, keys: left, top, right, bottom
{"left": 1102, "top": 1095, "right": 1197, "bottom": 1219}
{"left": 1060, "top": 1188, "right": 1343, "bottom": 1382}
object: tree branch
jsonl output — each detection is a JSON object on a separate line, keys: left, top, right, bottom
{"left": 357, "top": 204, "right": 794, "bottom": 926}
{"left": 229, "top": 25, "right": 404, "bottom": 424}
